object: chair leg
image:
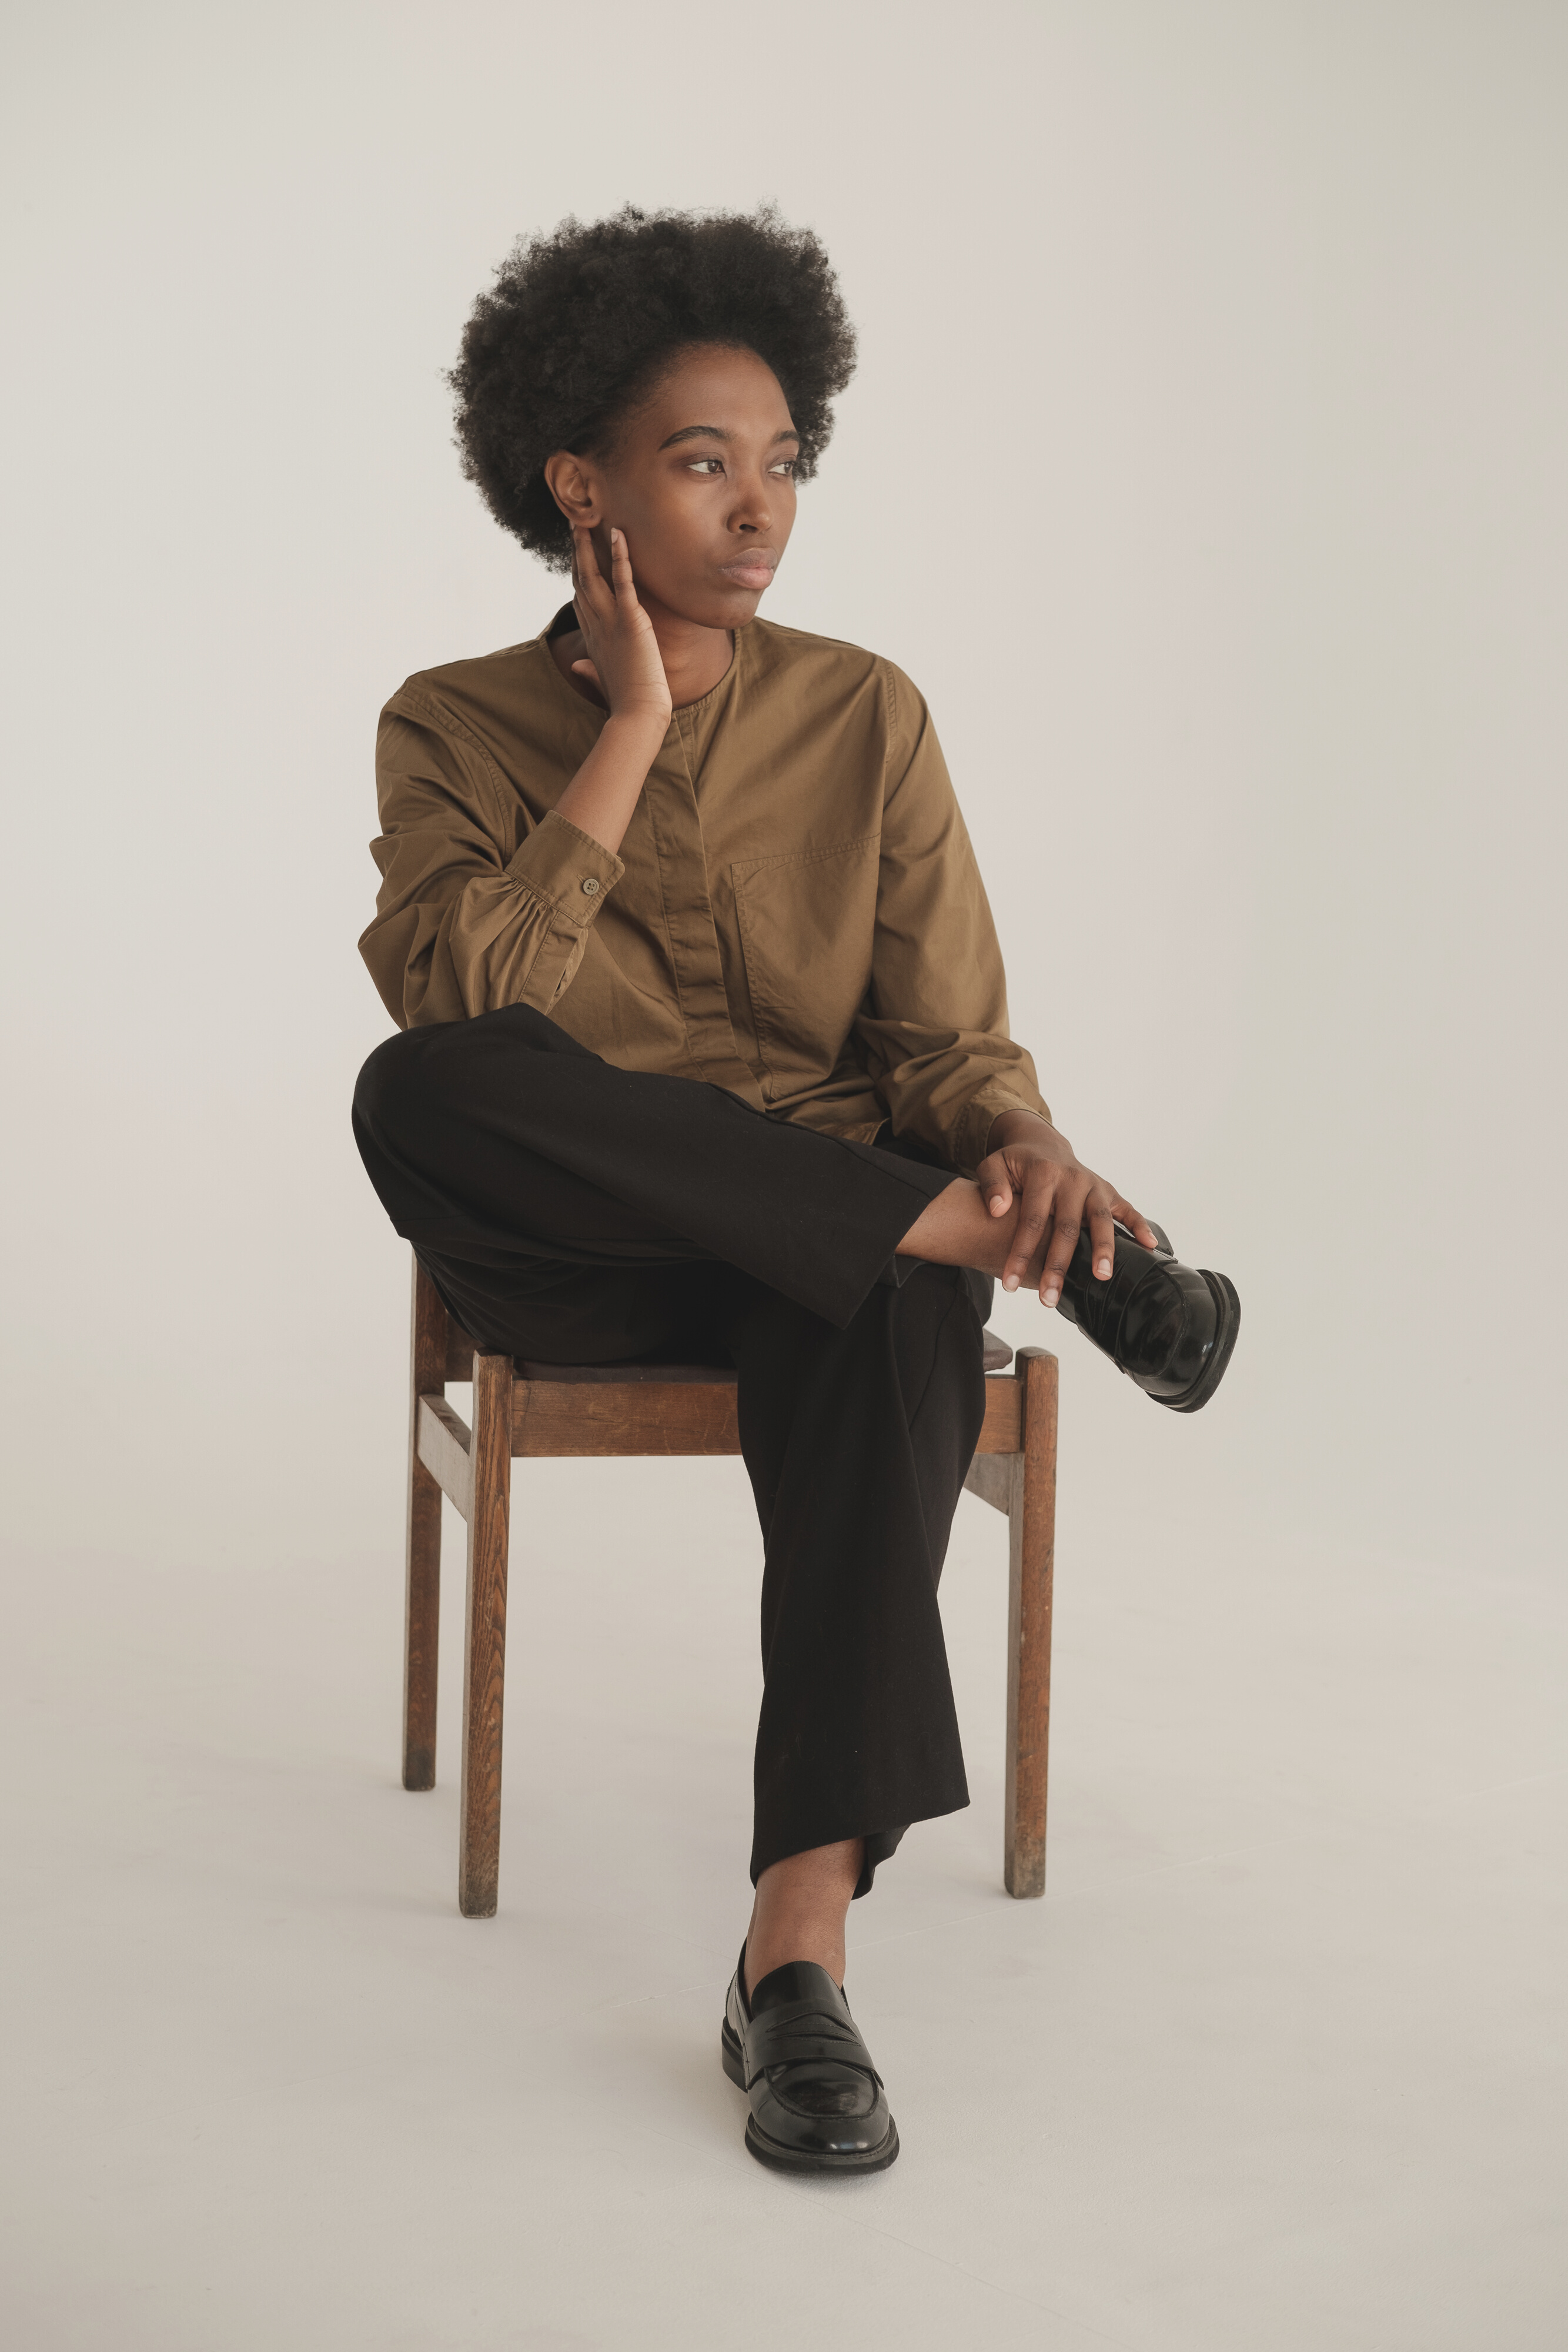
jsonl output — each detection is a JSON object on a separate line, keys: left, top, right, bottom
{"left": 1004, "top": 1348, "right": 1059, "bottom": 1898}
{"left": 459, "top": 1350, "right": 514, "bottom": 1919}
{"left": 403, "top": 1256, "right": 449, "bottom": 1792}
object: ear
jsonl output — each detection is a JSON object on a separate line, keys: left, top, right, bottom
{"left": 543, "top": 449, "right": 601, "bottom": 527}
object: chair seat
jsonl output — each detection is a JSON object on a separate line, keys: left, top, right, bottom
{"left": 515, "top": 1330, "right": 1015, "bottom": 1382}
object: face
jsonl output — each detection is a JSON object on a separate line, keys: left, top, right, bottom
{"left": 546, "top": 344, "right": 799, "bottom": 629}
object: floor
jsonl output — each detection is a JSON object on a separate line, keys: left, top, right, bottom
{"left": 4, "top": 1439, "right": 1564, "bottom": 2351}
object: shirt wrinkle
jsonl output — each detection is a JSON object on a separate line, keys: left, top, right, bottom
{"left": 359, "top": 610, "right": 1050, "bottom": 1175}
{"left": 394, "top": 686, "right": 508, "bottom": 806}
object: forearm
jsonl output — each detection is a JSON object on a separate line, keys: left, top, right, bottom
{"left": 553, "top": 713, "right": 667, "bottom": 856}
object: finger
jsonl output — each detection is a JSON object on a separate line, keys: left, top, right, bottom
{"left": 607, "top": 524, "right": 641, "bottom": 607}
{"left": 1111, "top": 1197, "right": 1161, "bottom": 1251}
{"left": 1086, "top": 1192, "right": 1119, "bottom": 1282}
{"left": 569, "top": 659, "right": 603, "bottom": 691}
{"left": 1002, "top": 1168, "right": 1057, "bottom": 1291}
{"left": 975, "top": 1152, "right": 1014, "bottom": 1219}
{"left": 1037, "top": 1176, "right": 1092, "bottom": 1307}
{"left": 571, "top": 522, "right": 609, "bottom": 611}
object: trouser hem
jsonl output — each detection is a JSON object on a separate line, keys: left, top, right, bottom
{"left": 749, "top": 1789, "right": 972, "bottom": 1899}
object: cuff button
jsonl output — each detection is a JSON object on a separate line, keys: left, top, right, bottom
{"left": 581, "top": 876, "right": 600, "bottom": 896}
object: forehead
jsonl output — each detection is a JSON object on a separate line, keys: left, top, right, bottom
{"left": 630, "top": 344, "right": 795, "bottom": 443}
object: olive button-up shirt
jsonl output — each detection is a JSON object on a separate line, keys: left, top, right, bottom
{"left": 359, "top": 612, "right": 1049, "bottom": 1175}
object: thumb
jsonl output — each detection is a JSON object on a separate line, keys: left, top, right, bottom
{"left": 977, "top": 1159, "right": 1014, "bottom": 1218}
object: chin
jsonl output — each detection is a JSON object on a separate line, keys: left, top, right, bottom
{"left": 665, "top": 584, "right": 767, "bottom": 630}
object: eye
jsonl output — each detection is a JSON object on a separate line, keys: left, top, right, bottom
{"left": 687, "top": 457, "right": 725, "bottom": 476}
{"left": 768, "top": 457, "right": 798, "bottom": 477}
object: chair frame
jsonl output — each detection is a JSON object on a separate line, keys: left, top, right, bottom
{"left": 401, "top": 1254, "right": 1059, "bottom": 1917}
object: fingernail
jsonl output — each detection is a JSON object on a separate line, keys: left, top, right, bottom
{"left": 1042, "top": 1284, "right": 1061, "bottom": 1308}
{"left": 1096, "top": 1257, "right": 1111, "bottom": 1277}
{"left": 1003, "top": 1274, "right": 1019, "bottom": 1292}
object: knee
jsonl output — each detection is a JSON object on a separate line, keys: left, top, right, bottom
{"left": 352, "top": 1023, "right": 451, "bottom": 1156}
{"left": 352, "top": 1003, "right": 585, "bottom": 1154}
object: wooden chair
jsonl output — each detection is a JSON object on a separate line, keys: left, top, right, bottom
{"left": 401, "top": 1254, "right": 1059, "bottom": 1917}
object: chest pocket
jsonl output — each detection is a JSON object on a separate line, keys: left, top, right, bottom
{"left": 731, "top": 835, "right": 881, "bottom": 1090}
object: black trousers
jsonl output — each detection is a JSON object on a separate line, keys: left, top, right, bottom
{"left": 352, "top": 1004, "right": 989, "bottom": 1893}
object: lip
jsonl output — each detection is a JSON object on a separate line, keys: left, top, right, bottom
{"left": 717, "top": 549, "right": 778, "bottom": 587}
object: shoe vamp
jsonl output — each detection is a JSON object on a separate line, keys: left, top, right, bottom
{"left": 1122, "top": 1266, "right": 1213, "bottom": 1389}
{"left": 763, "top": 2060, "right": 880, "bottom": 2121}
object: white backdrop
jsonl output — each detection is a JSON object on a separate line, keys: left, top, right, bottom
{"left": 3, "top": 0, "right": 1564, "bottom": 1583}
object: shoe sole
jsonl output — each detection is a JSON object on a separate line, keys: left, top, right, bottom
{"left": 721, "top": 2019, "right": 901, "bottom": 2176}
{"left": 1159, "top": 1269, "right": 1241, "bottom": 1414}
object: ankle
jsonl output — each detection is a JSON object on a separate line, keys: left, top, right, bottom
{"left": 745, "top": 1923, "right": 845, "bottom": 2000}
{"left": 900, "top": 1180, "right": 1022, "bottom": 1280}
{"left": 744, "top": 1837, "right": 864, "bottom": 2000}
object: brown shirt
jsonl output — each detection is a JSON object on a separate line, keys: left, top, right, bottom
{"left": 360, "top": 613, "right": 1049, "bottom": 1175}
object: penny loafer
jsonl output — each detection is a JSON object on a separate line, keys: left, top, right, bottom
{"left": 1057, "top": 1220, "right": 1241, "bottom": 1412}
{"left": 721, "top": 1950, "right": 899, "bottom": 2175}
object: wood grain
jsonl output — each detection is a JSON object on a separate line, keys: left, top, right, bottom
{"left": 976, "top": 1378, "right": 1022, "bottom": 1454}
{"left": 459, "top": 1351, "right": 513, "bottom": 1919}
{"left": 513, "top": 1378, "right": 741, "bottom": 1458}
{"left": 506, "top": 1369, "right": 1022, "bottom": 1459}
{"left": 1004, "top": 1348, "right": 1058, "bottom": 1899}
{"left": 518, "top": 1359, "right": 737, "bottom": 1385}
{"left": 403, "top": 1257, "right": 447, "bottom": 1793}
{"left": 456, "top": 1328, "right": 1013, "bottom": 1385}
{"left": 416, "top": 1395, "right": 473, "bottom": 1517}
{"left": 962, "top": 1452, "right": 1019, "bottom": 1516}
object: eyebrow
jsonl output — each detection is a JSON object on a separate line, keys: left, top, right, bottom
{"left": 657, "top": 423, "right": 801, "bottom": 450}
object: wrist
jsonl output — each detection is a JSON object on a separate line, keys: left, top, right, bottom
{"left": 601, "top": 705, "right": 671, "bottom": 749}
{"left": 986, "top": 1107, "right": 1058, "bottom": 1154}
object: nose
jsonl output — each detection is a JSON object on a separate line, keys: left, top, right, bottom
{"left": 730, "top": 469, "right": 774, "bottom": 536}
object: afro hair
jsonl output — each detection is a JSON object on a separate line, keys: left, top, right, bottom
{"left": 448, "top": 203, "right": 856, "bottom": 570}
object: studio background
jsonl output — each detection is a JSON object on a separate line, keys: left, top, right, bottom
{"left": 2, "top": 5, "right": 1563, "bottom": 2350}
{"left": 5, "top": 0, "right": 1562, "bottom": 1577}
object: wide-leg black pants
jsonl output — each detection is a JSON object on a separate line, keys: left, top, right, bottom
{"left": 352, "top": 1004, "right": 989, "bottom": 1893}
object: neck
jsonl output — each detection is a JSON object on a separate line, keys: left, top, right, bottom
{"left": 640, "top": 594, "right": 736, "bottom": 707}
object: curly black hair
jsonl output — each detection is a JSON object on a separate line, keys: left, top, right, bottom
{"left": 449, "top": 204, "right": 856, "bottom": 571}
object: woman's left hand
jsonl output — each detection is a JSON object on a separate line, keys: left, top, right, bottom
{"left": 976, "top": 1110, "right": 1160, "bottom": 1307}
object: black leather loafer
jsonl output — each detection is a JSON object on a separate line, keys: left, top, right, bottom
{"left": 721, "top": 1950, "right": 899, "bottom": 2175}
{"left": 1057, "top": 1220, "right": 1241, "bottom": 1412}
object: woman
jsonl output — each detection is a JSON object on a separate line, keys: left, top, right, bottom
{"left": 353, "top": 204, "right": 1159, "bottom": 2176}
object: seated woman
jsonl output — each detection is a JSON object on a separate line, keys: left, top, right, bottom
{"left": 353, "top": 204, "right": 1157, "bottom": 2177}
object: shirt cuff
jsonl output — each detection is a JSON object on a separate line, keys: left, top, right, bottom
{"left": 505, "top": 808, "right": 625, "bottom": 925}
{"left": 950, "top": 1081, "right": 1054, "bottom": 1176}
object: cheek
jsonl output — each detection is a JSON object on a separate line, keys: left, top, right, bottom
{"left": 593, "top": 480, "right": 663, "bottom": 571}
{"left": 613, "top": 475, "right": 680, "bottom": 530}
{"left": 626, "top": 493, "right": 715, "bottom": 592}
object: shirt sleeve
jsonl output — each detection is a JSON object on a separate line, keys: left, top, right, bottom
{"left": 852, "top": 664, "right": 1052, "bottom": 1175}
{"left": 358, "top": 694, "right": 623, "bottom": 1029}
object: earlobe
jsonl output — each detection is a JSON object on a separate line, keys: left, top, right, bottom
{"left": 543, "top": 450, "right": 599, "bottom": 526}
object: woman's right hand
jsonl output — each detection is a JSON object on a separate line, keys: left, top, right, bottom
{"left": 569, "top": 523, "right": 673, "bottom": 733}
